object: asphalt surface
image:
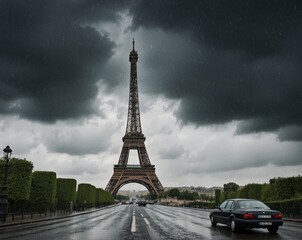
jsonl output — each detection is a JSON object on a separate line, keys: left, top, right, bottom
{"left": 0, "top": 204, "right": 301, "bottom": 239}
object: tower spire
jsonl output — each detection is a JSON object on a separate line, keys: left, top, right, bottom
{"left": 127, "top": 39, "right": 141, "bottom": 136}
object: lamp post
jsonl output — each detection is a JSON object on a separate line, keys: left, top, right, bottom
{"left": 0, "top": 145, "right": 12, "bottom": 222}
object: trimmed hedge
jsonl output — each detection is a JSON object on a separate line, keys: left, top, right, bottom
{"left": 0, "top": 158, "right": 33, "bottom": 202}
{"left": 215, "top": 189, "right": 221, "bottom": 205}
{"left": 77, "top": 183, "right": 96, "bottom": 209}
{"left": 95, "top": 188, "right": 103, "bottom": 207}
{"left": 266, "top": 198, "right": 302, "bottom": 218}
{"left": 30, "top": 171, "right": 57, "bottom": 213}
{"left": 239, "top": 183, "right": 262, "bottom": 200}
{"left": 98, "top": 188, "right": 114, "bottom": 205}
{"left": 56, "top": 178, "right": 77, "bottom": 210}
{"left": 270, "top": 176, "right": 302, "bottom": 200}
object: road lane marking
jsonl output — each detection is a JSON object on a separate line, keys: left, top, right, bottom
{"left": 131, "top": 205, "right": 136, "bottom": 232}
{"left": 140, "top": 213, "right": 150, "bottom": 226}
{"left": 143, "top": 217, "right": 150, "bottom": 225}
{"left": 131, "top": 215, "right": 136, "bottom": 232}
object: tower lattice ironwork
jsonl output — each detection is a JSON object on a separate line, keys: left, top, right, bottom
{"left": 105, "top": 40, "right": 164, "bottom": 196}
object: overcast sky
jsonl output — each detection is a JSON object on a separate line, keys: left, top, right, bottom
{"left": 1, "top": 0, "right": 301, "bottom": 191}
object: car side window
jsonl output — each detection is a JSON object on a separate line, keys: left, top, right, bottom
{"left": 238, "top": 201, "right": 248, "bottom": 209}
{"left": 219, "top": 200, "right": 228, "bottom": 209}
{"left": 225, "top": 200, "right": 234, "bottom": 209}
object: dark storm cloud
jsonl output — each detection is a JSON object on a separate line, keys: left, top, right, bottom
{"left": 130, "top": 0, "right": 299, "bottom": 57}
{"left": 0, "top": 0, "right": 127, "bottom": 122}
{"left": 128, "top": 0, "right": 302, "bottom": 141}
{"left": 277, "top": 126, "right": 302, "bottom": 142}
{"left": 1, "top": 0, "right": 302, "bottom": 143}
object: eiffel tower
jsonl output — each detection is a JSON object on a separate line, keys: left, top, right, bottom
{"left": 105, "top": 40, "right": 164, "bottom": 196}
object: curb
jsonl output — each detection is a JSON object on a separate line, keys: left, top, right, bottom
{"left": 283, "top": 218, "right": 302, "bottom": 223}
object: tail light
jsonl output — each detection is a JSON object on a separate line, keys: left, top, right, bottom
{"left": 274, "top": 213, "right": 283, "bottom": 219}
{"left": 243, "top": 213, "right": 255, "bottom": 219}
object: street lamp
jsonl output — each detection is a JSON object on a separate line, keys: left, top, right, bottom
{"left": 0, "top": 145, "right": 12, "bottom": 222}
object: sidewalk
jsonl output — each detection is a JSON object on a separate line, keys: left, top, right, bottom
{"left": 0, "top": 205, "right": 116, "bottom": 227}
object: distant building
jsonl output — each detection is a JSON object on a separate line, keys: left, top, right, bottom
{"left": 164, "top": 186, "right": 223, "bottom": 198}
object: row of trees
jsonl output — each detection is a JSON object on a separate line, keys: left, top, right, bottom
{"left": 0, "top": 158, "right": 114, "bottom": 217}
{"left": 158, "top": 188, "right": 214, "bottom": 201}
{"left": 219, "top": 175, "right": 302, "bottom": 203}
{"left": 153, "top": 176, "right": 302, "bottom": 216}
{"left": 153, "top": 176, "right": 302, "bottom": 204}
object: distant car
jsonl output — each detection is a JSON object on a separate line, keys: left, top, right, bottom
{"left": 209, "top": 198, "right": 283, "bottom": 233}
{"left": 137, "top": 199, "right": 147, "bottom": 206}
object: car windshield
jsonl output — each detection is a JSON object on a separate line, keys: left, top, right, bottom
{"left": 238, "top": 200, "right": 270, "bottom": 209}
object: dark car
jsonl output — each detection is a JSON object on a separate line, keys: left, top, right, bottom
{"left": 137, "top": 199, "right": 147, "bottom": 206}
{"left": 209, "top": 198, "right": 283, "bottom": 233}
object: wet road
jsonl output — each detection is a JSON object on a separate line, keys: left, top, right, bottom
{"left": 0, "top": 204, "right": 301, "bottom": 239}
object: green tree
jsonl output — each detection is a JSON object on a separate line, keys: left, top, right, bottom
{"left": 180, "top": 191, "right": 199, "bottom": 200}
{"left": 30, "top": 171, "right": 57, "bottom": 213}
{"left": 56, "top": 178, "right": 77, "bottom": 211}
{"left": 0, "top": 158, "right": 33, "bottom": 203}
{"left": 114, "top": 194, "right": 129, "bottom": 202}
{"left": 223, "top": 182, "right": 239, "bottom": 199}
{"left": 0, "top": 158, "right": 33, "bottom": 216}
{"left": 168, "top": 188, "right": 181, "bottom": 198}
{"left": 261, "top": 183, "right": 278, "bottom": 201}
{"left": 77, "top": 183, "right": 96, "bottom": 209}
{"left": 270, "top": 176, "right": 302, "bottom": 200}
{"left": 144, "top": 193, "right": 157, "bottom": 200}
{"left": 223, "top": 182, "right": 240, "bottom": 193}
{"left": 293, "top": 175, "right": 302, "bottom": 197}
{"left": 215, "top": 189, "right": 221, "bottom": 205}
{"left": 158, "top": 191, "right": 168, "bottom": 199}
{"left": 95, "top": 188, "right": 113, "bottom": 205}
{"left": 96, "top": 188, "right": 114, "bottom": 206}
{"left": 95, "top": 188, "right": 103, "bottom": 207}
{"left": 240, "top": 183, "right": 262, "bottom": 200}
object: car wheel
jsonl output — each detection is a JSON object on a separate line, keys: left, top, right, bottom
{"left": 230, "top": 218, "right": 238, "bottom": 232}
{"left": 267, "top": 226, "right": 279, "bottom": 234}
{"left": 210, "top": 215, "right": 217, "bottom": 226}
